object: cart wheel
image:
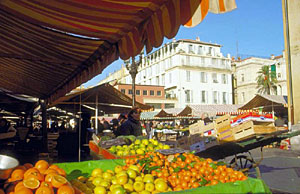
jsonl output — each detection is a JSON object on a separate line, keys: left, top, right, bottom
{"left": 230, "top": 155, "right": 254, "bottom": 172}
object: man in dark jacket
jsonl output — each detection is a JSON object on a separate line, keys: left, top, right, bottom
{"left": 119, "top": 108, "right": 142, "bottom": 136}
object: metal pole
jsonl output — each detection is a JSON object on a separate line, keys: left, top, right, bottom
{"left": 284, "top": 0, "right": 294, "bottom": 126}
{"left": 95, "top": 93, "right": 98, "bottom": 134}
{"left": 132, "top": 73, "right": 136, "bottom": 107}
{"left": 78, "top": 86, "right": 82, "bottom": 162}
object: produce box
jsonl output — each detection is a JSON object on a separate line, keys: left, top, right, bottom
{"left": 99, "top": 138, "right": 127, "bottom": 149}
{"left": 190, "top": 136, "right": 219, "bottom": 153}
{"left": 215, "top": 114, "right": 231, "bottom": 129}
{"left": 189, "top": 120, "right": 205, "bottom": 135}
{"left": 198, "top": 122, "right": 217, "bottom": 137}
{"left": 233, "top": 121, "right": 277, "bottom": 141}
{"left": 217, "top": 125, "right": 235, "bottom": 143}
{"left": 55, "top": 160, "right": 271, "bottom": 194}
{"left": 176, "top": 136, "right": 190, "bottom": 150}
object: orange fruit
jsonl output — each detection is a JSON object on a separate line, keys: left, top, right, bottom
{"left": 14, "top": 181, "right": 26, "bottom": 192}
{"left": 15, "top": 165, "right": 27, "bottom": 171}
{"left": 11, "top": 169, "right": 25, "bottom": 181}
{"left": 48, "top": 165, "right": 59, "bottom": 171}
{"left": 43, "top": 169, "right": 58, "bottom": 175}
{"left": 56, "top": 168, "right": 66, "bottom": 177}
{"left": 14, "top": 187, "right": 33, "bottom": 194}
{"left": 51, "top": 175, "right": 67, "bottom": 188}
{"left": 24, "top": 168, "right": 39, "bottom": 178}
{"left": 45, "top": 173, "right": 58, "bottom": 183}
{"left": 40, "top": 181, "right": 53, "bottom": 188}
{"left": 36, "top": 186, "right": 54, "bottom": 194}
{"left": 57, "top": 185, "right": 75, "bottom": 194}
{"left": 23, "top": 178, "right": 40, "bottom": 189}
{"left": 35, "top": 160, "right": 49, "bottom": 173}
{"left": 24, "top": 171, "right": 44, "bottom": 182}
{"left": 23, "top": 163, "right": 34, "bottom": 169}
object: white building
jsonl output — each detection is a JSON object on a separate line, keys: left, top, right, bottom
{"left": 233, "top": 53, "right": 287, "bottom": 104}
{"left": 100, "top": 38, "right": 233, "bottom": 108}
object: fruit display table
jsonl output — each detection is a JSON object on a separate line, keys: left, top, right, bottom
{"left": 56, "top": 160, "right": 271, "bottom": 194}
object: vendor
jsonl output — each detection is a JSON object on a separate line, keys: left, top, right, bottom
{"left": 0, "top": 118, "right": 17, "bottom": 140}
{"left": 119, "top": 107, "right": 142, "bottom": 136}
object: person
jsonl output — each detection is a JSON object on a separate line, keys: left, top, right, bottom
{"left": 0, "top": 118, "right": 17, "bottom": 141}
{"left": 102, "top": 118, "right": 110, "bottom": 130}
{"left": 119, "top": 108, "right": 142, "bottom": 136}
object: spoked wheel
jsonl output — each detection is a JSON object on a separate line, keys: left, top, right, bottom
{"left": 230, "top": 155, "right": 255, "bottom": 172}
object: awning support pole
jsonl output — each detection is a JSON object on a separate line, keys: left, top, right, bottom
{"left": 95, "top": 93, "right": 98, "bottom": 134}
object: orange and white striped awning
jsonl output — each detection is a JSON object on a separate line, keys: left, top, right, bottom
{"left": 0, "top": 0, "right": 236, "bottom": 103}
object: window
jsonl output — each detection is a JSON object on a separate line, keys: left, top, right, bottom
{"left": 185, "top": 90, "right": 193, "bottom": 103}
{"left": 157, "top": 91, "right": 162, "bottom": 96}
{"left": 186, "top": 56, "right": 190, "bottom": 65}
{"left": 188, "top": 44, "right": 193, "bottom": 53}
{"left": 222, "top": 92, "right": 227, "bottom": 104}
{"left": 241, "top": 74, "right": 244, "bottom": 82}
{"left": 198, "top": 46, "right": 203, "bottom": 55}
{"left": 186, "top": 70, "right": 191, "bottom": 82}
{"left": 278, "top": 73, "right": 281, "bottom": 78}
{"left": 150, "top": 90, "right": 154, "bottom": 96}
{"left": 165, "top": 103, "right": 175, "bottom": 109}
{"left": 162, "top": 74, "right": 165, "bottom": 85}
{"left": 169, "top": 73, "right": 172, "bottom": 83}
{"left": 201, "top": 91, "right": 206, "bottom": 103}
{"left": 222, "top": 74, "right": 227, "bottom": 84}
{"left": 212, "top": 73, "right": 218, "bottom": 83}
{"left": 128, "top": 89, "right": 133, "bottom": 95}
{"left": 143, "top": 90, "right": 147, "bottom": 95}
{"left": 156, "top": 76, "right": 159, "bottom": 85}
{"left": 121, "top": 89, "right": 125, "bottom": 94}
{"left": 200, "top": 72, "right": 207, "bottom": 83}
{"left": 213, "top": 91, "right": 218, "bottom": 104}
{"left": 208, "top": 47, "right": 212, "bottom": 55}
{"left": 241, "top": 92, "right": 245, "bottom": 103}
{"left": 136, "top": 90, "right": 140, "bottom": 95}
{"left": 212, "top": 58, "right": 217, "bottom": 65}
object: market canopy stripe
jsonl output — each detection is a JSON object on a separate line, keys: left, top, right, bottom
{"left": 0, "top": 0, "right": 236, "bottom": 103}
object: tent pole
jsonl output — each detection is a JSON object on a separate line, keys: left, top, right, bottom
{"left": 95, "top": 93, "right": 98, "bottom": 134}
{"left": 78, "top": 85, "right": 82, "bottom": 162}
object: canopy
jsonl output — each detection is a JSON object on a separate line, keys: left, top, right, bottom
{"left": 0, "top": 88, "right": 37, "bottom": 116}
{"left": 0, "top": 0, "right": 236, "bottom": 104}
{"left": 238, "top": 94, "right": 288, "bottom": 113}
{"left": 50, "top": 83, "right": 152, "bottom": 115}
{"left": 177, "top": 104, "right": 243, "bottom": 117}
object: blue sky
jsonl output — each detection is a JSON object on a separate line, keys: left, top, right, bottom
{"left": 84, "top": 0, "right": 284, "bottom": 87}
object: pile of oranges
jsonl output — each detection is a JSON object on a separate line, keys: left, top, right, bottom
{"left": 124, "top": 152, "right": 248, "bottom": 191}
{"left": 2, "top": 160, "right": 76, "bottom": 194}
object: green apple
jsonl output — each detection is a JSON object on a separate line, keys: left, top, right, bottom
{"left": 136, "top": 149, "right": 144, "bottom": 155}
{"left": 114, "top": 165, "right": 123, "bottom": 174}
{"left": 142, "top": 139, "right": 149, "bottom": 145}
{"left": 126, "top": 169, "right": 137, "bottom": 179}
{"left": 133, "top": 181, "right": 145, "bottom": 192}
{"left": 134, "top": 139, "right": 141, "bottom": 145}
{"left": 145, "top": 183, "right": 155, "bottom": 192}
{"left": 129, "top": 165, "right": 139, "bottom": 172}
{"left": 123, "top": 183, "right": 134, "bottom": 192}
{"left": 99, "top": 180, "right": 111, "bottom": 188}
{"left": 92, "top": 177, "right": 103, "bottom": 186}
{"left": 94, "top": 186, "right": 106, "bottom": 194}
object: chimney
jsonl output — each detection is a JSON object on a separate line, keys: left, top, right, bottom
{"left": 270, "top": 54, "right": 275, "bottom": 60}
{"left": 196, "top": 37, "right": 200, "bottom": 41}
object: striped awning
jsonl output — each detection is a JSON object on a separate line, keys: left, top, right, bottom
{"left": 0, "top": 0, "right": 236, "bottom": 103}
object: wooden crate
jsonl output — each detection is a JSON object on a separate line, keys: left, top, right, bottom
{"left": 215, "top": 114, "right": 231, "bottom": 129}
{"left": 218, "top": 127, "right": 235, "bottom": 143}
{"left": 233, "top": 121, "right": 276, "bottom": 141}
{"left": 189, "top": 121, "right": 205, "bottom": 135}
{"left": 197, "top": 122, "right": 217, "bottom": 137}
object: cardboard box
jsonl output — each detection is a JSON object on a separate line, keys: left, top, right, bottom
{"left": 198, "top": 122, "right": 217, "bottom": 137}
{"left": 176, "top": 136, "right": 190, "bottom": 150}
{"left": 233, "top": 121, "right": 276, "bottom": 141}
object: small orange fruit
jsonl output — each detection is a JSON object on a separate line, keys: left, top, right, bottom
{"left": 51, "top": 175, "right": 68, "bottom": 188}
{"left": 36, "top": 186, "right": 54, "bottom": 194}
{"left": 57, "top": 185, "right": 75, "bottom": 194}
{"left": 23, "top": 163, "right": 34, "bottom": 169}
{"left": 11, "top": 169, "right": 25, "bottom": 181}
{"left": 23, "top": 178, "right": 40, "bottom": 189}
{"left": 14, "top": 181, "right": 26, "bottom": 192}
{"left": 13, "top": 187, "right": 33, "bottom": 194}
{"left": 35, "top": 160, "right": 49, "bottom": 173}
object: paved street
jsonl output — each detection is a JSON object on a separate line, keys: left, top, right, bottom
{"left": 225, "top": 148, "right": 300, "bottom": 193}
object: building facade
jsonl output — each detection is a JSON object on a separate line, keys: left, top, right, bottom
{"left": 115, "top": 84, "right": 176, "bottom": 109}
{"left": 233, "top": 53, "right": 287, "bottom": 104}
{"left": 100, "top": 38, "right": 233, "bottom": 108}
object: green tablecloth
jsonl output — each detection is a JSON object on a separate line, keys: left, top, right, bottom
{"left": 56, "top": 160, "right": 271, "bottom": 194}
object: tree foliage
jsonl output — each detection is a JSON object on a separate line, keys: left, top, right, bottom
{"left": 256, "top": 65, "right": 278, "bottom": 95}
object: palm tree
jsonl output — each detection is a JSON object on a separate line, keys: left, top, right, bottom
{"left": 256, "top": 65, "right": 278, "bottom": 95}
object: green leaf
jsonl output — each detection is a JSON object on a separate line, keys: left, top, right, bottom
{"left": 178, "top": 154, "right": 186, "bottom": 161}
{"left": 148, "top": 166, "right": 161, "bottom": 171}
{"left": 199, "top": 177, "right": 208, "bottom": 186}
{"left": 216, "top": 161, "right": 227, "bottom": 166}
{"left": 189, "top": 161, "right": 196, "bottom": 167}
{"left": 209, "top": 163, "right": 217, "bottom": 169}
{"left": 173, "top": 167, "right": 181, "bottom": 173}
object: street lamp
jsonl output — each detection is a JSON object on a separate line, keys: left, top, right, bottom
{"left": 125, "top": 51, "right": 143, "bottom": 107}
